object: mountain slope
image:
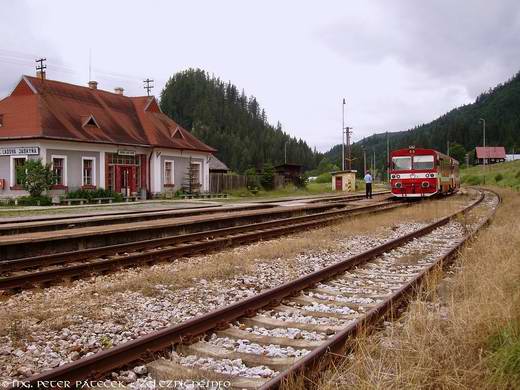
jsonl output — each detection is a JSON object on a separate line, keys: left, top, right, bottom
{"left": 325, "top": 70, "right": 520, "bottom": 175}
{"left": 160, "top": 68, "right": 322, "bottom": 173}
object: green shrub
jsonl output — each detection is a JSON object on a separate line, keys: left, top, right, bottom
{"left": 260, "top": 163, "right": 275, "bottom": 190}
{"left": 495, "top": 173, "right": 504, "bottom": 182}
{"left": 66, "top": 188, "right": 124, "bottom": 202}
{"left": 16, "top": 159, "right": 56, "bottom": 197}
{"left": 315, "top": 172, "right": 332, "bottom": 183}
{"left": 515, "top": 171, "right": 520, "bottom": 179}
{"left": 464, "top": 175, "right": 482, "bottom": 185}
{"left": 17, "top": 195, "right": 52, "bottom": 206}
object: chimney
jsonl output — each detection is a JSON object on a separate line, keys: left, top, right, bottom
{"left": 36, "top": 70, "right": 46, "bottom": 80}
{"left": 114, "top": 87, "right": 124, "bottom": 95}
{"left": 88, "top": 81, "right": 98, "bottom": 90}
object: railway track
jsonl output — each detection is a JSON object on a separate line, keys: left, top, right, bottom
{"left": 0, "top": 192, "right": 390, "bottom": 236}
{"left": 0, "top": 199, "right": 402, "bottom": 291}
{"left": 15, "top": 189, "right": 499, "bottom": 389}
{"left": 0, "top": 197, "right": 390, "bottom": 261}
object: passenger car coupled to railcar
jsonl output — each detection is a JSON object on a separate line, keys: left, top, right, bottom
{"left": 390, "top": 147, "right": 460, "bottom": 197}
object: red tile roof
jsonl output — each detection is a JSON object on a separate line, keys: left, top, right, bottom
{"left": 0, "top": 76, "right": 216, "bottom": 153}
{"left": 475, "top": 146, "right": 506, "bottom": 159}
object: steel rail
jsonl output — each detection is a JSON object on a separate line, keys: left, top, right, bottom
{"left": 18, "top": 191, "right": 487, "bottom": 387}
{"left": 0, "top": 200, "right": 403, "bottom": 290}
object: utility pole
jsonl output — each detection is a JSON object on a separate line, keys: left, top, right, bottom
{"left": 386, "top": 131, "right": 390, "bottom": 182}
{"left": 143, "top": 78, "right": 154, "bottom": 96}
{"left": 345, "top": 127, "right": 353, "bottom": 170}
{"left": 35, "top": 58, "right": 46, "bottom": 80}
{"left": 284, "top": 141, "right": 288, "bottom": 164}
{"left": 447, "top": 139, "right": 450, "bottom": 156}
{"left": 373, "top": 149, "right": 376, "bottom": 175}
{"left": 342, "top": 99, "right": 345, "bottom": 170}
{"left": 362, "top": 147, "right": 366, "bottom": 174}
{"left": 479, "top": 118, "right": 486, "bottom": 184}
{"left": 479, "top": 118, "right": 486, "bottom": 166}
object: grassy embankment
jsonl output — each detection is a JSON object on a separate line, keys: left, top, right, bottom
{"left": 308, "top": 185, "right": 520, "bottom": 389}
{"left": 461, "top": 159, "right": 520, "bottom": 189}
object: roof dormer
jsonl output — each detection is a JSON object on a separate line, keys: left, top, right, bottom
{"left": 82, "top": 114, "right": 100, "bottom": 129}
{"left": 171, "top": 126, "right": 184, "bottom": 139}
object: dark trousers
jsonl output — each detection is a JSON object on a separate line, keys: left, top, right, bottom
{"left": 365, "top": 182, "right": 372, "bottom": 198}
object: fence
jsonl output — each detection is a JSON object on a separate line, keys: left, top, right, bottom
{"left": 209, "top": 173, "right": 247, "bottom": 193}
{"left": 209, "top": 173, "right": 286, "bottom": 193}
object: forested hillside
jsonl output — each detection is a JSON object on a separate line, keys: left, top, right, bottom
{"left": 160, "top": 69, "right": 322, "bottom": 173}
{"left": 325, "top": 70, "right": 520, "bottom": 176}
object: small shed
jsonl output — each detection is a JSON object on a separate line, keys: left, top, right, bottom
{"left": 275, "top": 163, "right": 303, "bottom": 185}
{"left": 331, "top": 170, "right": 357, "bottom": 192}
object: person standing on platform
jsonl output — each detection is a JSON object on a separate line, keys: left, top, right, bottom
{"left": 364, "top": 170, "right": 373, "bottom": 199}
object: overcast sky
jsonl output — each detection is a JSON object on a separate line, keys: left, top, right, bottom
{"left": 1, "top": 0, "right": 519, "bottom": 151}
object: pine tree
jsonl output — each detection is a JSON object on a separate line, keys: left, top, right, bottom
{"left": 182, "top": 157, "right": 202, "bottom": 194}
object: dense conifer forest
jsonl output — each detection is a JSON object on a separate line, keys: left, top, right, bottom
{"left": 160, "top": 69, "right": 322, "bottom": 173}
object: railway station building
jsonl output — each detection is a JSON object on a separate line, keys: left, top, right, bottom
{"left": 0, "top": 73, "right": 216, "bottom": 198}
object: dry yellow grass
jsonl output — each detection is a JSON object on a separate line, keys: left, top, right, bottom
{"left": 313, "top": 188, "right": 520, "bottom": 390}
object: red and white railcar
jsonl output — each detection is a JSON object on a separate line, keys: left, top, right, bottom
{"left": 390, "top": 147, "right": 460, "bottom": 198}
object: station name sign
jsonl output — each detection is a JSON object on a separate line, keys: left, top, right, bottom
{"left": 117, "top": 149, "right": 135, "bottom": 156}
{"left": 0, "top": 146, "right": 40, "bottom": 156}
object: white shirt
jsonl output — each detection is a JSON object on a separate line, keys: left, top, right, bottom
{"left": 364, "top": 174, "right": 372, "bottom": 184}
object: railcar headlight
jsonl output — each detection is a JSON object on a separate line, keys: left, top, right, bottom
{"left": 395, "top": 182, "right": 402, "bottom": 188}
{"left": 421, "top": 181, "right": 430, "bottom": 188}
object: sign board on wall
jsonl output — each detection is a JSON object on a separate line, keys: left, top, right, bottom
{"left": 117, "top": 149, "right": 135, "bottom": 156}
{"left": 0, "top": 147, "right": 40, "bottom": 156}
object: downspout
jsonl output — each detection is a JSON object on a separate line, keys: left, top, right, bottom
{"left": 147, "top": 147, "right": 154, "bottom": 199}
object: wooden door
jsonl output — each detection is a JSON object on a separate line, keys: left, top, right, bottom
{"left": 335, "top": 176, "right": 342, "bottom": 191}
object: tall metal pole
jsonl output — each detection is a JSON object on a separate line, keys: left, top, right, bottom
{"left": 479, "top": 118, "right": 486, "bottom": 166}
{"left": 373, "top": 149, "right": 376, "bottom": 174}
{"left": 363, "top": 148, "right": 366, "bottom": 174}
{"left": 386, "top": 131, "right": 390, "bottom": 182}
{"left": 346, "top": 128, "right": 352, "bottom": 170}
{"left": 342, "top": 99, "right": 345, "bottom": 171}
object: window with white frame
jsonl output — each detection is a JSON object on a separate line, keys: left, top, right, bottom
{"left": 164, "top": 160, "right": 174, "bottom": 186}
{"left": 51, "top": 156, "right": 67, "bottom": 186}
{"left": 11, "top": 156, "right": 27, "bottom": 187}
{"left": 82, "top": 157, "right": 95, "bottom": 186}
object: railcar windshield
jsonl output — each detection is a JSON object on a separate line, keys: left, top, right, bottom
{"left": 413, "top": 155, "right": 435, "bottom": 170}
{"left": 392, "top": 156, "right": 412, "bottom": 171}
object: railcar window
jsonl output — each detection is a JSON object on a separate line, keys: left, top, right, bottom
{"left": 392, "top": 156, "right": 412, "bottom": 170}
{"left": 413, "top": 155, "right": 434, "bottom": 170}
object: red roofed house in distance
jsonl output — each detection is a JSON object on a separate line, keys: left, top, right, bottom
{"left": 0, "top": 71, "right": 216, "bottom": 199}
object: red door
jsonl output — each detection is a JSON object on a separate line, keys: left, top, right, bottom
{"left": 115, "top": 165, "right": 136, "bottom": 196}
{"left": 335, "top": 176, "right": 342, "bottom": 191}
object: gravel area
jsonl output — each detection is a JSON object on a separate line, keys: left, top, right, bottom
{"left": 207, "top": 334, "right": 310, "bottom": 358}
{"left": 237, "top": 325, "right": 328, "bottom": 341}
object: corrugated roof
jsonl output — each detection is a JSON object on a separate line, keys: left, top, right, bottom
{"left": 0, "top": 76, "right": 216, "bottom": 152}
{"left": 475, "top": 146, "right": 506, "bottom": 159}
